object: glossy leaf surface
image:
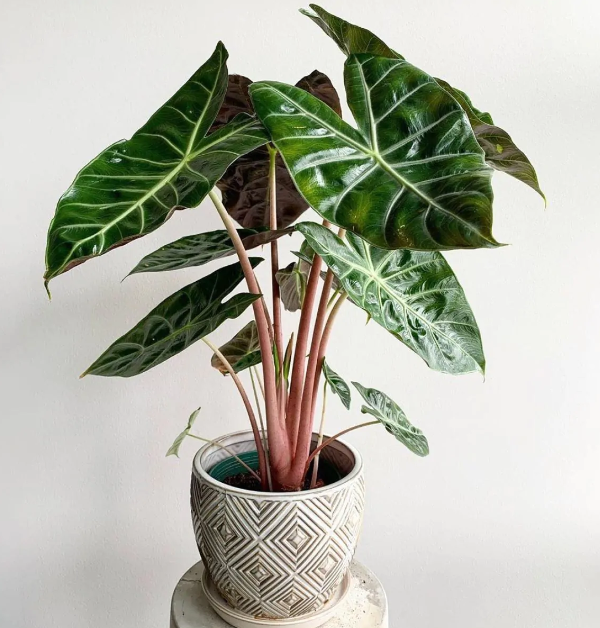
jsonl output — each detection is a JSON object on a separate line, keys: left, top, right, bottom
{"left": 353, "top": 382, "right": 429, "bottom": 456}
{"left": 300, "top": 4, "right": 398, "bottom": 58}
{"left": 302, "top": 5, "right": 543, "bottom": 203}
{"left": 83, "top": 260, "right": 262, "bottom": 377}
{"left": 322, "top": 359, "right": 351, "bottom": 409}
{"left": 437, "top": 79, "right": 545, "bottom": 201}
{"left": 214, "top": 71, "right": 342, "bottom": 229}
{"left": 275, "top": 261, "right": 310, "bottom": 312}
{"left": 128, "top": 228, "right": 290, "bottom": 275}
{"left": 45, "top": 43, "right": 269, "bottom": 284}
{"left": 251, "top": 54, "right": 498, "bottom": 251}
{"left": 210, "top": 321, "right": 261, "bottom": 374}
{"left": 166, "top": 407, "right": 200, "bottom": 457}
{"left": 297, "top": 223, "right": 484, "bottom": 375}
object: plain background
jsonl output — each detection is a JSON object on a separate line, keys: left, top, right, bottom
{"left": 1, "top": 0, "right": 599, "bottom": 626}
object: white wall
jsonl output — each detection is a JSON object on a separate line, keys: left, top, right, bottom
{"left": 1, "top": 0, "right": 599, "bottom": 626}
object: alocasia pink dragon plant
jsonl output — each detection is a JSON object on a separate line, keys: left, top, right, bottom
{"left": 44, "top": 6, "right": 543, "bottom": 491}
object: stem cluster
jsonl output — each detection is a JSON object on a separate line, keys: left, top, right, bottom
{"left": 206, "top": 146, "right": 353, "bottom": 491}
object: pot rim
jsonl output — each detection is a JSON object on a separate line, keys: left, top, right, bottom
{"left": 192, "top": 429, "right": 363, "bottom": 500}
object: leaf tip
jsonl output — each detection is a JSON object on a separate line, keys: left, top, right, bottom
{"left": 43, "top": 279, "right": 52, "bottom": 301}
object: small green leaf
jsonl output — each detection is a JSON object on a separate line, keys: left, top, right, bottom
{"left": 352, "top": 383, "right": 429, "bottom": 456}
{"left": 83, "top": 259, "right": 262, "bottom": 378}
{"left": 322, "top": 359, "right": 351, "bottom": 410}
{"left": 166, "top": 407, "right": 201, "bottom": 457}
{"left": 297, "top": 222, "right": 485, "bottom": 375}
{"left": 211, "top": 321, "right": 261, "bottom": 375}
{"left": 275, "top": 262, "right": 310, "bottom": 312}
{"left": 128, "top": 228, "right": 290, "bottom": 275}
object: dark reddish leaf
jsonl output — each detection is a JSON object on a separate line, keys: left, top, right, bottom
{"left": 213, "top": 70, "right": 342, "bottom": 229}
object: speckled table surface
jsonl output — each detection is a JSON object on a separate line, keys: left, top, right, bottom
{"left": 170, "top": 560, "right": 388, "bottom": 628}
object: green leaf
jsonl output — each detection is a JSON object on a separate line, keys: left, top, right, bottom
{"left": 45, "top": 43, "right": 269, "bottom": 285}
{"left": 437, "top": 79, "right": 545, "bottom": 202}
{"left": 297, "top": 222, "right": 484, "bottom": 375}
{"left": 166, "top": 407, "right": 201, "bottom": 457}
{"left": 300, "top": 4, "right": 398, "bottom": 58}
{"left": 301, "top": 5, "right": 543, "bottom": 204}
{"left": 352, "top": 383, "right": 428, "bottom": 456}
{"left": 250, "top": 55, "right": 498, "bottom": 251}
{"left": 322, "top": 359, "right": 351, "bottom": 409}
{"left": 214, "top": 70, "right": 342, "bottom": 229}
{"left": 83, "top": 259, "right": 262, "bottom": 377}
{"left": 275, "top": 261, "right": 310, "bottom": 312}
{"left": 128, "top": 228, "right": 290, "bottom": 275}
{"left": 210, "top": 321, "right": 261, "bottom": 374}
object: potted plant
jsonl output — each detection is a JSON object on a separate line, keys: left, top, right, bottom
{"left": 44, "top": 5, "right": 543, "bottom": 626}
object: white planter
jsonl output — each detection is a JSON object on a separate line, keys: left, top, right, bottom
{"left": 190, "top": 430, "right": 365, "bottom": 622}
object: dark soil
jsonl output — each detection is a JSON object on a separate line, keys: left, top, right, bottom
{"left": 223, "top": 464, "right": 330, "bottom": 493}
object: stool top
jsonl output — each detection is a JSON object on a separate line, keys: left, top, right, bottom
{"left": 170, "top": 560, "right": 388, "bottom": 628}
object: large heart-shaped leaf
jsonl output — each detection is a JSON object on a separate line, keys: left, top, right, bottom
{"left": 302, "top": 5, "right": 544, "bottom": 203}
{"left": 45, "top": 43, "right": 269, "bottom": 286}
{"left": 437, "top": 79, "right": 545, "bottom": 202}
{"left": 128, "top": 228, "right": 290, "bottom": 275}
{"left": 214, "top": 71, "right": 342, "bottom": 229}
{"left": 82, "top": 259, "right": 262, "bottom": 378}
{"left": 322, "top": 359, "right": 351, "bottom": 410}
{"left": 353, "top": 382, "right": 429, "bottom": 456}
{"left": 210, "top": 321, "right": 261, "bottom": 375}
{"left": 251, "top": 54, "right": 498, "bottom": 251}
{"left": 166, "top": 407, "right": 201, "bottom": 457}
{"left": 297, "top": 222, "right": 484, "bottom": 375}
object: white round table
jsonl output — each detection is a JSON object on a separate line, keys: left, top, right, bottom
{"left": 170, "top": 560, "right": 388, "bottom": 628}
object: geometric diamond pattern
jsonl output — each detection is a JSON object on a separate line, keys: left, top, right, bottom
{"left": 190, "top": 449, "right": 365, "bottom": 619}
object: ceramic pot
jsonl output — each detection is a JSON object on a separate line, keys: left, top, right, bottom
{"left": 190, "top": 430, "right": 365, "bottom": 621}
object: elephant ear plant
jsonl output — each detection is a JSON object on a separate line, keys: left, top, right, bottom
{"left": 44, "top": 5, "right": 543, "bottom": 492}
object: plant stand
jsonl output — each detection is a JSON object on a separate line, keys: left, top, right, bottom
{"left": 170, "top": 560, "right": 388, "bottom": 628}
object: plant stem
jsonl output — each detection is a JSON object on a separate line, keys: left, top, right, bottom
{"left": 187, "top": 434, "right": 262, "bottom": 483}
{"left": 286, "top": 251, "right": 324, "bottom": 451}
{"left": 304, "top": 421, "right": 379, "bottom": 475}
{"left": 267, "top": 145, "right": 285, "bottom": 412}
{"left": 201, "top": 337, "right": 268, "bottom": 490}
{"left": 294, "top": 266, "right": 335, "bottom": 459}
{"left": 250, "top": 367, "right": 273, "bottom": 491}
{"left": 253, "top": 365, "right": 265, "bottom": 401}
{"left": 208, "top": 189, "right": 291, "bottom": 486}
{"left": 309, "top": 381, "right": 328, "bottom": 489}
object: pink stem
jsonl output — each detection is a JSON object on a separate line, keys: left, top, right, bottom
{"left": 294, "top": 268, "right": 335, "bottom": 459}
{"left": 208, "top": 190, "right": 290, "bottom": 486}
{"left": 285, "top": 253, "right": 323, "bottom": 452}
{"left": 268, "top": 146, "right": 285, "bottom": 417}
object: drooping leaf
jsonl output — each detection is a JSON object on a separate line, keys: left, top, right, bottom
{"left": 251, "top": 55, "right": 498, "bottom": 251}
{"left": 353, "top": 382, "right": 429, "bottom": 456}
{"left": 215, "top": 70, "right": 342, "bottom": 229}
{"left": 210, "top": 321, "right": 261, "bottom": 374}
{"left": 302, "top": 5, "right": 543, "bottom": 203}
{"left": 128, "top": 228, "right": 291, "bottom": 275}
{"left": 45, "top": 43, "right": 269, "bottom": 285}
{"left": 437, "top": 79, "right": 545, "bottom": 201}
{"left": 300, "top": 4, "right": 398, "bottom": 58}
{"left": 83, "top": 259, "right": 262, "bottom": 377}
{"left": 275, "top": 261, "right": 310, "bottom": 312}
{"left": 322, "top": 359, "right": 351, "bottom": 409}
{"left": 166, "top": 407, "right": 201, "bottom": 457}
{"left": 297, "top": 222, "right": 484, "bottom": 375}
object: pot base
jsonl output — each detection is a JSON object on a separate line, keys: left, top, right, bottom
{"left": 170, "top": 560, "right": 388, "bottom": 628}
{"left": 202, "top": 567, "right": 351, "bottom": 628}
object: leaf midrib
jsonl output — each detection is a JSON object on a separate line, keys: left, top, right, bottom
{"left": 52, "top": 62, "right": 248, "bottom": 278}
{"left": 260, "top": 81, "right": 494, "bottom": 245}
